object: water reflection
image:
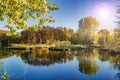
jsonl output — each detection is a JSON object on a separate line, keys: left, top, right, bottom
{"left": 75, "top": 49, "right": 100, "bottom": 76}
{"left": 11, "top": 49, "right": 74, "bottom": 66}
{"left": 111, "top": 54, "right": 120, "bottom": 80}
{"left": 115, "top": 67, "right": 120, "bottom": 80}
{"left": 98, "top": 51, "right": 110, "bottom": 62}
{"left": 0, "top": 48, "right": 119, "bottom": 79}
{"left": 0, "top": 50, "right": 13, "bottom": 59}
{"left": 99, "top": 50, "right": 120, "bottom": 80}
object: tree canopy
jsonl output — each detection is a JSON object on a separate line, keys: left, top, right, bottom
{"left": 79, "top": 16, "right": 100, "bottom": 30}
{"left": 77, "top": 16, "right": 100, "bottom": 45}
{"left": 20, "top": 26, "right": 74, "bottom": 44}
{"left": 98, "top": 29, "right": 110, "bottom": 45}
{"left": 0, "top": 0, "right": 59, "bottom": 33}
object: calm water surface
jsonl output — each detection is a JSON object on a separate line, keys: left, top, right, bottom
{"left": 0, "top": 49, "right": 119, "bottom": 80}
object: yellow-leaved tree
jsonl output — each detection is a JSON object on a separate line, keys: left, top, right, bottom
{"left": 0, "top": 0, "right": 59, "bottom": 34}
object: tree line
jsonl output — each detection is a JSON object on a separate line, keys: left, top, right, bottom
{"left": 0, "top": 0, "right": 119, "bottom": 49}
{"left": 0, "top": 16, "right": 120, "bottom": 49}
{"left": 70, "top": 16, "right": 120, "bottom": 49}
{"left": 20, "top": 26, "right": 74, "bottom": 44}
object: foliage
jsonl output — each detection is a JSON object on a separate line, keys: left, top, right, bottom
{"left": 20, "top": 26, "right": 74, "bottom": 44}
{"left": 0, "top": 62, "right": 11, "bottom": 80}
{"left": 21, "top": 27, "right": 37, "bottom": 44}
{"left": 9, "top": 35, "right": 21, "bottom": 43}
{"left": 98, "top": 29, "right": 110, "bottom": 45}
{"left": 75, "top": 16, "right": 100, "bottom": 45}
{"left": 0, "top": 0, "right": 59, "bottom": 34}
{"left": 79, "top": 16, "right": 100, "bottom": 29}
{"left": 0, "top": 30, "right": 8, "bottom": 35}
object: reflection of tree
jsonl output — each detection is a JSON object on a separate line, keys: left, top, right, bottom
{"left": 98, "top": 50, "right": 110, "bottom": 62}
{"left": 7, "top": 48, "right": 120, "bottom": 78}
{"left": 77, "top": 49, "right": 100, "bottom": 76}
{"left": 114, "top": 63, "right": 120, "bottom": 80}
{"left": 98, "top": 50, "right": 120, "bottom": 80}
{"left": 109, "top": 54, "right": 120, "bottom": 80}
{"left": 111, "top": 54, "right": 120, "bottom": 65}
{"left": 0, "top": 51, "right": 13, "bottom": 59}
{"left": 12, "top": 49, "right": 74, "bottom": 67}
{"left": 79, "top": 60, "right": 100, "bottom": 76}
{"left": 115, "top": 72, "right": 120, "bottom": 80}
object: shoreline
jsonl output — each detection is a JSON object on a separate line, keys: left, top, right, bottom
{"left": 6, "top": 44, "right": 120, "bottom": 53}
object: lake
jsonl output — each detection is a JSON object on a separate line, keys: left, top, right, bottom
{"left": 0, "top": 48, "right": 119, "bottom": 80}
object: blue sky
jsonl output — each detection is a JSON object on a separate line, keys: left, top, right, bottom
{"left": 0, "top": 0, "right": 118, "bottom": 31}
{"left": 48, "top": 0, "right": 118, "bottom": 31}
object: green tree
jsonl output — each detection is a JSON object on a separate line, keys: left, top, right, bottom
{"left": 78, "top": 16, "right": 100, "bottom": 45}
{"left": 98, "top": 29, "right": 110, "bottom": 45}
{"left": 0, "top": 0, "right": 59, "bottom": 34}
{"left": 98, "top": 51, "right": 110, "bottom": 62}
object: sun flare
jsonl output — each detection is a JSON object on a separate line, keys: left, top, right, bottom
{"left": 94, "top": 3, "right": 115, "bottom": 24}
{"left": 98, "top": 7, "right": 110, "bottom": 18}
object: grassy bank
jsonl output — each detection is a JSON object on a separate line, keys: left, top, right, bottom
{"left": 7, "top": 44, "right": 120, "bottom": 53}
{"left": 7, "top": 44, "right": 86, "bottom": 51}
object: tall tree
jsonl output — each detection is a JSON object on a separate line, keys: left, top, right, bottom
{"left": 0, "top": 0, "right": 59, "bottom": 34}
{"left": 78, "top": 16, "right": 100, "bottom": 45}
{"left": 79, "top": 16, "right": 99, "bottom": 29}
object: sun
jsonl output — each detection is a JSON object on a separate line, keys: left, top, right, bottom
{"left": 98, "top": 7, "right": 110, "bottom": 18}
{"left": 93, "top": 3, "right": 115, "bottom": 24}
